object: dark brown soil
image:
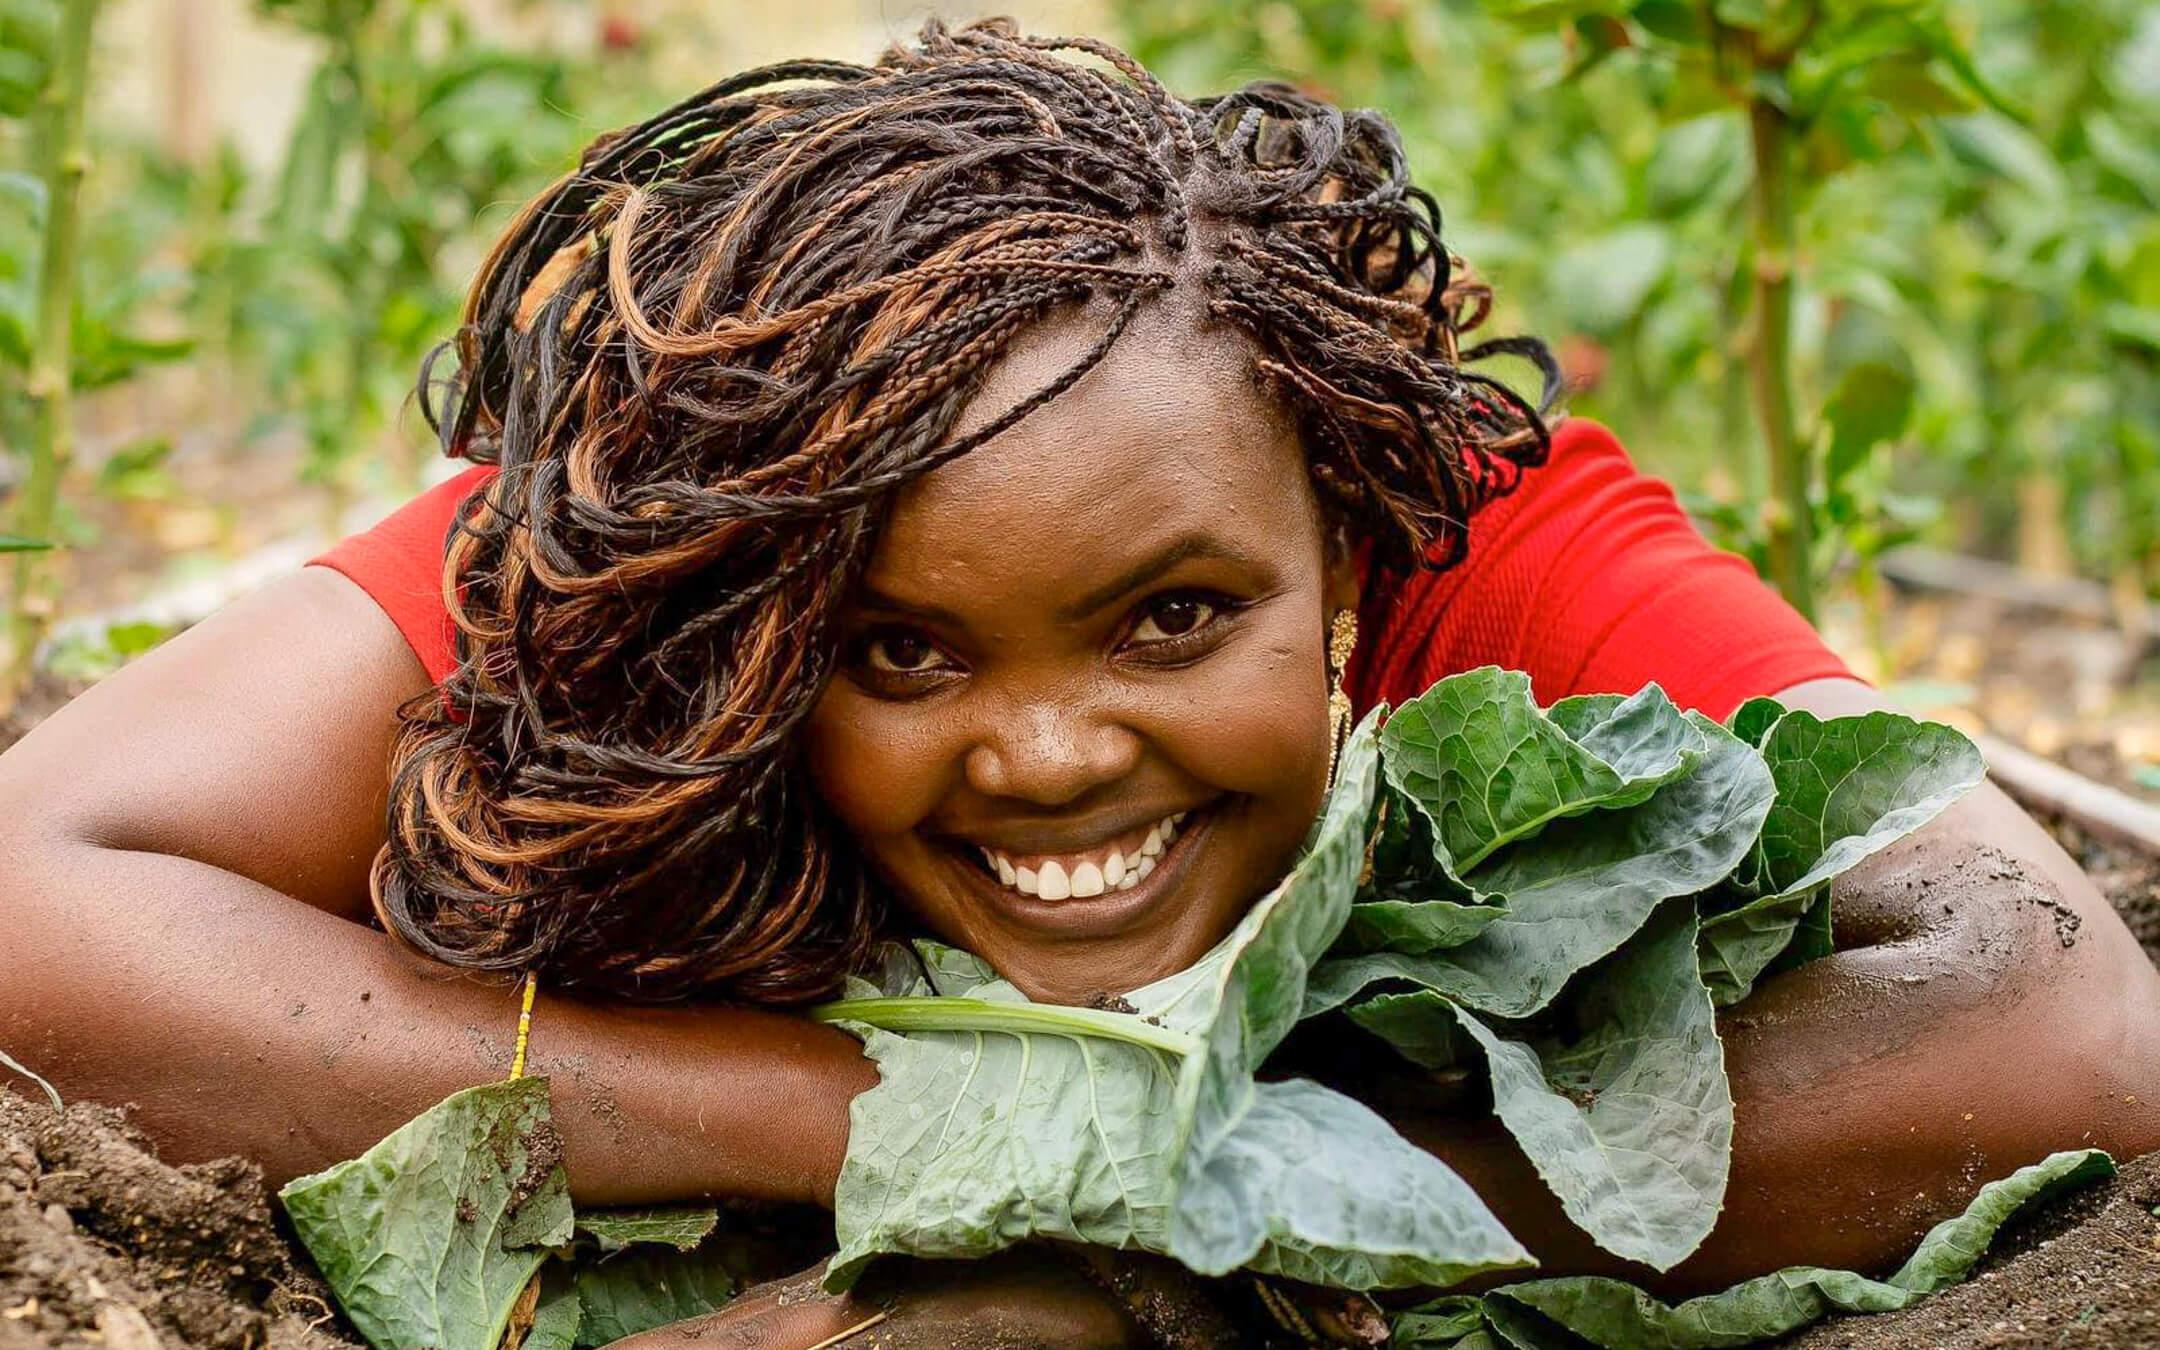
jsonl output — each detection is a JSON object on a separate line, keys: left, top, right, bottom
{"left": 0, "top": 1088, "right": 356, "bottom": 1350}
{"left": 1780, "top": 1149, "right": 2160, "bottom": 1349}
{"left": 2039, "top": 811, "right": 2160, "bottom": 969}
{"left": 0, "top": 675, "right": 86, "bottom": 759}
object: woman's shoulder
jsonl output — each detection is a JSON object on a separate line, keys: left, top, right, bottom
{"left": 307, "top": 464, "right": 498, "bottom": 685}
{"left": 1356, "top": 416, "right": 1848, "bottom": 718}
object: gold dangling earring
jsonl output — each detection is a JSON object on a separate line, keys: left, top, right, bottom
{"left": 1325, "top": 608, "right": 1358, "bottom": 790}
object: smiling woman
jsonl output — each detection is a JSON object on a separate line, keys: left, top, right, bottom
{"left": 361, "top": 19, "right": 1555, "bottom": 1012}
{"left": 2, "top": 15, "right": 2157, "bottom": 1350}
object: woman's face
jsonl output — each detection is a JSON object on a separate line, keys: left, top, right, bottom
{"left": 802, "top": 299, "right": 1357, "bottom": 1005}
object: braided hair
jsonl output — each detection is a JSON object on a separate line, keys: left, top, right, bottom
{"left": 374, "top": 18, "right": 1559, "bottom": 1004}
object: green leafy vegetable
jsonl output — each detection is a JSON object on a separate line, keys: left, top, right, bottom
{"left": 281, "top": 669, "right": 2000, "bottom": 1349}
{"left": 821, "top": 713, "right": 1532, "bottom": 1291}
{"left": 1379, "top": 672, "right": 1707, "bottom": 874}
{"left": 280, "top": 1078, "right": 573, "bottom": 1350}
{"left": 575, "top": 1206, "right": 720, "bottom": 1253}
{"left": 1397, "top": 1149, "right": 2114, "bottom": 1348}
{"left": 1309, "top": 707, "right": 1773, "bottom": 1020}
{"left": 567, "top": 1244, "right": 749, "bottom": 1346}
{"left": 1422, "top": 902, "right": 1732, "bottom": 1272}
{"left": 1698, "top": 705, "right": 1986, "bottom": 1002}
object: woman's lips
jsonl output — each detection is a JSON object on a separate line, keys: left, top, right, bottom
{"left": 937, "top": 806, "right": 1215, "bottom": 940}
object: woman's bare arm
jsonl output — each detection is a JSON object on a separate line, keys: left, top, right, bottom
{"left": 0, "top": 566, "right": 874, "bottom": 1205}
{"left": 1370, "top": 676, "right": 2160, "bottom": 1292}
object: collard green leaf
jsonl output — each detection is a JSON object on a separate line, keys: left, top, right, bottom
{"left": 1446, "top": 903, "right": 1730, "bottom": 1272}
{"left": 1339, "top": 897, "right": 1504, "bottom": 955}
{"left": 1746, "top": 709, "right": 1985, "bottom": 899}
{"left": 1470, "top": 1149, "right": 2113, "bottom": 1349}
{"left": 527, "top": 1271, "right": 582, "bottom": 1350}
{"left": 1723, "top": 696, "right": 1785, "bottom": 749}
{"left": 279, "top": 1077, "right": 573, "bottom": 1350}
{"left": 568, "top": 1244, "right": 747, "bottom": 1346}
{"left": 1381, "top": 671, "right": 1706, "bottom": 875}
{"left": 1311, "top": 713, "right": 1773, "bottom": 1020}
{"left": 1699, "top": 708, "right": 1984, "bottom": 1003}
{"left": 1168, "top": 1076, "right": 1529, "bottom": 1288}
{"left": 574, "top": 1206, "right": 719, "bottom": 1253}
{"left": 825, "top": 715, "right": 1529, "bottom": 1291}
{"left": 1344, "top": 992, "right": 1476, "bottom": 1072}
{"left": 823, "top": 1018, "right": 1181, "bottom": 1287}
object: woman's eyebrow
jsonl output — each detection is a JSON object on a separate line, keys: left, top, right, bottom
{"left": 1056, "top": 534, "right": 1261, "bottom": 623}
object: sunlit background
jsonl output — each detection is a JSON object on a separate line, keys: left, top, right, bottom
{"left": 5, "top": 0, "right": 2159, "bottom": 800}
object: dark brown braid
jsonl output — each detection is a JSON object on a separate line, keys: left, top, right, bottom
{"left": 374, "top": 18, "right": 1559, "bottom": 1004}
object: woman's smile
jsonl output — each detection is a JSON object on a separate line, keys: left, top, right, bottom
{"left": 931, "top": 801, "right": 1220, "bottom": 939}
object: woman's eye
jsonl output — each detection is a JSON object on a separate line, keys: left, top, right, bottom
{"left": 1129, "top": 594, "right": 1221, "bottom": 644}
{"left": 863, "top": 632, "right": 952, "bottom": 674}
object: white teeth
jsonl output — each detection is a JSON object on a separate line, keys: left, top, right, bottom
{"left": 979, "top": 810, "right": 1197, "bottom": 899}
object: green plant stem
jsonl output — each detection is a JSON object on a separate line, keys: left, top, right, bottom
{"left": 8, "top": 0, "right": 103, "bottom": 705}
{"left": 1720, "top": 245, "right": 1760, "bottom": 504}
{"left": 1745, "top": 93, "right": 1813, "bottom": 621}
{"left": 809, "top": 997, "right": 1201, "bottom": 1057}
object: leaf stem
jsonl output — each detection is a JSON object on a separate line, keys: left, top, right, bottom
{"left": 809, "top": 997, "right": 1201, "bottom": 1058}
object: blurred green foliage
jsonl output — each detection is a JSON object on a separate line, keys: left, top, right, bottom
{"left": 4, "top": 0, "right": 2158, "bottom": 690}
{"left": 1115, "top": 0, "right": 2160, "bottom": 617}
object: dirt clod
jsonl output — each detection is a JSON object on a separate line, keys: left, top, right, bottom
{"left": 0, "top": 1089, "right": 356, "bottom": 1350}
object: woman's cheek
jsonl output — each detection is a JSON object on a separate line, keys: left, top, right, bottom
{"left": 801, "top": 687, "right": 953, "bottom": 841}
{"left": 1160, "top": 626, "right": 1332, "bottom": 801}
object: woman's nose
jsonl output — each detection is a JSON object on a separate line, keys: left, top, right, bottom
{"left": 963, "top": 699, "right": 1141, "bottom": 806}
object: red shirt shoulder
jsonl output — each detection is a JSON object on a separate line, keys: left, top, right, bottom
{"left": 1349, "top": 417, "right": 1849, "bottom": 719}
{"left": 311, "top": 423, "right": 1848, "bottom": 718}
{"left": 309, "top": 465, "right": 497, "bottom": 685}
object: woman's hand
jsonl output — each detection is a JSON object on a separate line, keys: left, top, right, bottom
{"left": 604, "top": 1249, "right": 1245, "bottom": 1350}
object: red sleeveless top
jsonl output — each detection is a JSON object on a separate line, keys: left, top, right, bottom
{"left": 309, "top": 419, "right": 1848, "bottom": 720}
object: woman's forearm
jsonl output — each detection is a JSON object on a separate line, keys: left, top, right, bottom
{"left": 0, "top": 836, "right": 876, "bottom": 1207}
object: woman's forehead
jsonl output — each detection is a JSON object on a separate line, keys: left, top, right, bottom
{"left": 863, "top": 301, "right": 1320, "bottom": 612}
